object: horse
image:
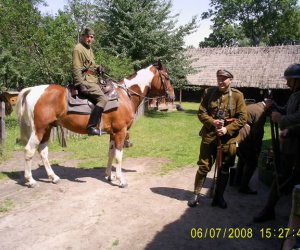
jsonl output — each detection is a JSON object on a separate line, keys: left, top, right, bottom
{"left": 16, "top": 61, "right": 175, "bottom": 188}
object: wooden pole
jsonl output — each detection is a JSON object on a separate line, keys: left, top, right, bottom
{"left": 0, "top": 101, "right": 5, "bottom": 151}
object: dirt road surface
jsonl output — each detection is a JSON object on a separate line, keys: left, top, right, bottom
{"left": 0, "top": 151, "right": 292, "bottom": 250}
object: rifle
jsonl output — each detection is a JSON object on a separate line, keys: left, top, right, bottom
{"left": 270, "top": 116, "right": 281, "bottom": 196}
{"left": 210, "top": 110, "right": 225, "bottom": 197}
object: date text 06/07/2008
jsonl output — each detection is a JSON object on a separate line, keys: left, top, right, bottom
{"left": 190, "top": 227, "right": 300, "bottom": 239}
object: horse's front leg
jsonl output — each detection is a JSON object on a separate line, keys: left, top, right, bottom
{"left": 38, "top": 142, "right": 60, "bottom": 184}
{"left": 105, "top": 140, "right": 116, "bottom": 182}
{"left": 114, "top": 147, "right": 127, "bottom": 188}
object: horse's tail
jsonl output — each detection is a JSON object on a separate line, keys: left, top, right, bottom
{"left": 16, "top": 87, "right": 34, "bottom": 144}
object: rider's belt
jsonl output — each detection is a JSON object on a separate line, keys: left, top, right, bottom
{"left": 85, "top": 70, "right": 96, "bottom": 75}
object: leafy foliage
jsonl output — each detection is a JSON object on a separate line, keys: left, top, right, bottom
{"left": 0, "top": 0, "right": 198, "bottom": 90}
{"left": 200, "top": 0, "right": 300, "bottom": 47}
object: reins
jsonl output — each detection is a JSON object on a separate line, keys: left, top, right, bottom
{"left": 105, "top": 69, "right": 170, "bottom": 101}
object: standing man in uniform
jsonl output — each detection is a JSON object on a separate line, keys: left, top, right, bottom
{"left": 188, "top": 69, "right": 247, "bottom": 208}
{"left": 72, "top": 27, "right": 108, "bottom": 136}
{"left": 253, "top": 63, "right": 300, "bottom": 222}
{"left": 236, "top": 99, "right": 273, "bottom": 194}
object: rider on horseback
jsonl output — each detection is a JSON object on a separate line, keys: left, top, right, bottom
{"left": 72, "top": 27, "right": 108, "bottom": 136}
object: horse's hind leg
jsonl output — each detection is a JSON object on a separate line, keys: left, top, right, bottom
{"left": 24, "top": 134, "right": 40, "bottom": 187}
{"left": 38, "top": 139, "right": 60, "bottom": 184}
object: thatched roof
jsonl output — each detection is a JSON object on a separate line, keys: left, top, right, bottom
{"left": 185, "top": 45, "right": 300, "bottom": 89}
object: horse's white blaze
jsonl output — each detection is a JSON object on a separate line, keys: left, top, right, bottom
{"left": 124, "top": 66, "right": 154, "bottom": 93}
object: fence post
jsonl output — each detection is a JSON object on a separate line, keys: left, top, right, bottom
{"left": 0, "top": 101, "right": 5, "bottom": 146}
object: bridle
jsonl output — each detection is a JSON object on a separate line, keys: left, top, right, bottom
{"left": 157, "top": 70, "right": 172, "bottom": 100}
{"left": 121, "top": 68, "right": 173, "bottom": 101}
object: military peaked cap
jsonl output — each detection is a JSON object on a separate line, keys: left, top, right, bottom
{"left": 81, "top": 27, "right": 95, "bottom": 36}
{"left": 216, "top": 69, "right": 234, "bottom": 78}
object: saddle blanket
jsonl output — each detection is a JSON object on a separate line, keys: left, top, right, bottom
{"left": 66, "top": 84, "right": 119, "bottom": 114}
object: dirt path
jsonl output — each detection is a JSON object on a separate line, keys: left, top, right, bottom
{"left": 0, "top": 151, "right": 292, "bottom": 250}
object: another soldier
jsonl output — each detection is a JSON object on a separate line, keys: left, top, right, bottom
{"left": 236, "top": 99, "right": 273, "bottom": 194}
{"left": 253, "top": 63, "right": 300, "bottom": 222}
{"left": 188, "top": 69, "right": 247, "bottom": 208}
{"left": 72, "top": 27, "right": 108, "bottom": 136}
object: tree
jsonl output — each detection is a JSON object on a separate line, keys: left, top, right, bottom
{"left": 66, "top": 0, "right": 96, "bottom": 41}
{"left": 93, "top": 0, "right": 197, "bottom": 89}
{"left": 0, "top": 0, "right": 45, "bottom": 89}
{"left": 200, "top": 0, "right": 300, "bottom": 47}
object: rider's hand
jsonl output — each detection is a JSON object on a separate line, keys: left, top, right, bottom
{"left": 213, "top": 119, "right": 224, "bottom": 129}
{"left": 97, "top": 65, "right": 106, "bottom": 75}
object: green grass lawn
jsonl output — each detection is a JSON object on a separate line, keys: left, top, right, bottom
{"left": 0, "top": 102, "right": 273, "bottom": 172}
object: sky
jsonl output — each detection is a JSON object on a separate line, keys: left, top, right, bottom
{"left": 38, "top": 0, "right": 212, "bottom": 47}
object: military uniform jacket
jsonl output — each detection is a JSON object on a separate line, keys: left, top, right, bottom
{"left": 198, "top": 86, "right": 247, "bottom": 144}
{"left": 239, "top": 102, "right": 267, "bottom": 154}
{"left": 278, "top": 90, "right": 300, "bottom": 154}
{"left": 72, "top": 42, "right": 99, "bottom": 86}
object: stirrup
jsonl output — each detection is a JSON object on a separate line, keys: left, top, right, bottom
{"left": 87, "top": 127, "right": 101, "bottom": 136}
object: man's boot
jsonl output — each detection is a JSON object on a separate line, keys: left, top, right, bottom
{"left": 87, "top": 106, "right": 103, "bottom": 136}
{"left": 238, "top": 161, "right": 257, "bottom": 194}
{"left": 187, "top": 171, "right": 206, "bottom": 207}
{"left": 212, "top": 171, "right": 229, "bottom": 209}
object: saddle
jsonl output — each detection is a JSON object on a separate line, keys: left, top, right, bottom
{"left": 66, "top": 81, "right": 119, "bottom": 114}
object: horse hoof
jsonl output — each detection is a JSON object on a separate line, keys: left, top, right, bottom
{"left": 52, "top": 178, "right": 60, "bottom": 184}
{"left": 25, "top": 181, "right": 38, "bottom": 188}
{"left": 105, "top": 176, "right": 112, "bottom": 182}
{"left": 119, "top": 183, "right": 128, "bottom": 188}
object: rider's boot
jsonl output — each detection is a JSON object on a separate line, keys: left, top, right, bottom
{"left": 87, "top": 106, "right": 103, "bottom": 136}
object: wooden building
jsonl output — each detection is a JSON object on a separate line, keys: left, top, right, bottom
{"left": 181, "top": 45, "right": 300, "bottom": 104}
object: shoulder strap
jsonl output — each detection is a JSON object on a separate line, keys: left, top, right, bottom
{"left": 228, "top": 87, "right": 232, "bottom": 118}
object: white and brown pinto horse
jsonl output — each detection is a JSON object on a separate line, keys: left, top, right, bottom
{"left": 16, "top": 61, "right": 175, "bottom": 188}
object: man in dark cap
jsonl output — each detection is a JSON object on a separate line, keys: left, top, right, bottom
{"left": 187, "top": 69, "right": 247, "bottom": 208}
{"left": 253, "top": 63, "right": 300, "bottom": 222}
{"left": 72, "top": 27, "right": 108, "bottom": 136}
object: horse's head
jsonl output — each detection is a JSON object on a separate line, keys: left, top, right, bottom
{"left": 149, "top": 60, "right": 175, "bottom": 102}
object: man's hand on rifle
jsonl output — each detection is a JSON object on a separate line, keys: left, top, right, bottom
{"left": 213, "top": 119, "right": 227, "bottom": 136}
{"left": 216, "top": 126, "right": 227, "bottom": 136}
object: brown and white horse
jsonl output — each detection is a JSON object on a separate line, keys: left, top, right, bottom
{"left": 16, "top": 61, "right": 175, "bottom": 188}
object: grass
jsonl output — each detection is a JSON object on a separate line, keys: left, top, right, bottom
{"left": 0, "top": 111, "right": 23, "bottom": 161}
{"left": 1, "top": 102, "right": 274, "bottom": 173}
{"left": 47, "top": 102, "right": 201, "bottom": 171}
{"left": 0, "top": 199, "right": 14, "bottom": 213}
